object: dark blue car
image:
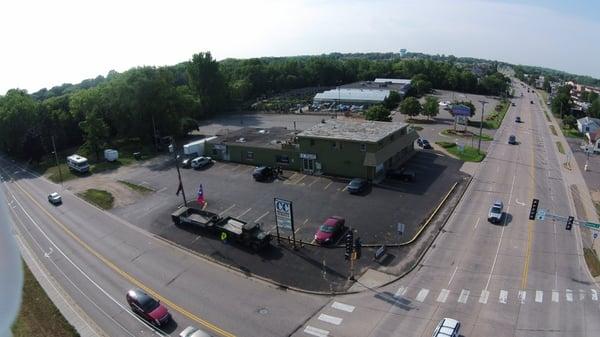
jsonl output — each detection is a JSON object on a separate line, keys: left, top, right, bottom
{"left": 346, "top": 178, "right": 368, "bottom": 194}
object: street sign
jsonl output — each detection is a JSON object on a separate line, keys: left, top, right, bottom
{"left": 594, "top": 233, "right": 598, "bottom": 239}
{"left": 397, "top": 223, "right": 405, "bottom": 236}
{"left": 584, "top": 222, "right": 600, "bottom": 230}
{"left": 274, "top": 198, "right": 293, "bottom": 230}
{"left": 536, "top": 208, "right": 546, "bottom": 220}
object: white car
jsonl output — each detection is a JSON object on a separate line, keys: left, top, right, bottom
{"left": 191, "top": 156, "right": 212, "bottom": 169}
{"left": 432, "top": 318, "right": 460, "bottom": 337}
{"left": 488, "top": 200, "right": 503, "bottom": 223}
{"left": 48, "top": 192, "right": 62, "bottom": 205}
{"left": 179, "top": 326, "right": 213, "bottom": 337}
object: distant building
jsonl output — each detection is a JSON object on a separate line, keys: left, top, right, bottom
{"left": 587, "top": 129, "right": 600, "bottom": 153}
{"left": 313, "top": 88, "right": 390, "bottom": 107}
{"left": 577, "top": 116, "right": 600, "bottom": 134}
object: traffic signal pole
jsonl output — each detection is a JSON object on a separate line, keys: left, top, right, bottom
{"left": 529, "top": 198, "right": 600, "bottom": 232}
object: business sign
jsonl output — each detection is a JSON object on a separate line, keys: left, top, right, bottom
{"left": 274, "top": 198, "right": 294, "bottom": 231}
{"left": 451, "top": 104, "right": 472, "bottom": 116}
{"left": 300, "top": 153, "right": 317, "bottom": 160}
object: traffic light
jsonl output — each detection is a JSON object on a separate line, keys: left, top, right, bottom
{"left": 354, "top": 237, "right": 362, "bottom": 260}
{"left": 529, "top": 199, "right": 539, "bottom": 220}
{"left": 345, "top": 231, "right": 354, "bottom": 260}
{"left": 566, "top": 216, "right": 574, "bottom": 231}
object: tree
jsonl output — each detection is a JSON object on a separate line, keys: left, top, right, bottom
{"left": 422, "top": 96, "right": 439, "bottom": 119}
{"left": 551, "top": 85, "right": 572, "bottom": 117}
{"left": 186, "top": 52, "right": 227, "bottom": 114}
{"left": 399, "top": 97, "right": 422, "bottom": 119}
{"left": 364, "top": 105, "right": 391, "bottom": 122}
{"left": 79, "top": 109, "right": 108, "bottom": 161}
{"left": 383, "top": 91, "right": 401, "bottom": 110}
{"left": 410, "top": 74, "right": 432, "bottom": 97}
{"left": 562, "top": 114, "right": 577, "bottom": 129}
{"left": 589, "top": 98, "right": 600, "bottom": 119}
{"left": 0, "top": 89, "right": 39, "bottom": 156}
{"left": 542, "top": 77, "right": 551, "bottom": 93}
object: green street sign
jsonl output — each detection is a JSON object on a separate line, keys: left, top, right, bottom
{"left": 584, "top": 222, "right": 600, "bottom": 230}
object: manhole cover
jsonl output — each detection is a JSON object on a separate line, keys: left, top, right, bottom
{"left": 258, "top": 308, "right": 269, "bottom": 315}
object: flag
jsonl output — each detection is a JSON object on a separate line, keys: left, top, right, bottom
{"left": 176, "top": 182, "right": 183, "bottom": 196}
{"left": 196, "top": 184, "right": 205, "bottom": 205}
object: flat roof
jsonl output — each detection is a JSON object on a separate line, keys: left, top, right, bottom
{"left": 210, "top": 127, "right": 297, "bottom": 149}
{"left": 298, "top": 119, "right": 408, "bottom": 143}
{"left": 314, "top": 88, "right": 389, "bottom": 102}
{"left": 374, "top": 78, "right": 412, "bottom": 85}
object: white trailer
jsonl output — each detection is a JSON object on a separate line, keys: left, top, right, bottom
{"left": 66, "top": 154, "right": 89, "bottom": 173}
{"left": 183, "top": 137, "right": 216, "bottom": 157}
{"left": 104, "top": 149, "right": 119, "bottom": 162}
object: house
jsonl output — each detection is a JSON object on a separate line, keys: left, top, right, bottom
{"left": 587, "top": 129, "right": 600, "bottom": 154}
{"left": 576, "top": 117, "right": 600, "bottom": 134}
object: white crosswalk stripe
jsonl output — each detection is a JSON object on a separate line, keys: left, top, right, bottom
{"left": 304, "top": 326, "right": 329, "bottom": 337}
{"left": 518, "top": 290, "right": 527, "bottom": 304}
{"left": 416, "top": 289, "right": 430, "bottom": 302}
{"left": 566, "top": 289, "right": 573, "bottom": 302}
{"left": 592, "top": 289, "right": 598, "bottom": 301}
{"left": 332, "top": 302, "right": 355, "bottom": 313}
{"left": 552, "top": 291, "right": 560, "bottom": 303}
{"left": 499, "top": 290, "right": 508, "bottom": 304}
{"left": 458, "top": 289, "right": 470, "bottom": 304}
{"left": 395, "top": 286, "right": 407, "bottom": 298}
{"left": 318, "top": 314, "right": 342, "bottom": 326}
{"left": 479, "top": 290, "right": 490, "bottom": 304}
{"left": 535, "top": 290, "right": 543, "bottom": 303}
{"left": 579, "top": 289, "right": 586, "bottom": 301}
{"left": 436, "top": 289, "right": 450, "bottom": 303}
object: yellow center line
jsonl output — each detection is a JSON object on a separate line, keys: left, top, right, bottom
{"left": 11, "top": 179, "right": 236, "bottom": 337}
{"left": 521, "top": 95, "right": 538, "bottom": 289}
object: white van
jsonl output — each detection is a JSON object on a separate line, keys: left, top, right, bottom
{"left": 66, "top": 154, "right": 89, "bottom": 173}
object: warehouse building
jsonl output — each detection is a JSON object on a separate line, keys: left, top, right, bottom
{"left": 313, "top": 78, "right": 411, "bottom": 107}
{"left": 206, "top": 119, "right": 418, "bottom": 180}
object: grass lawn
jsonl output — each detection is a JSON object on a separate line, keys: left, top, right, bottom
{"left": 441, "top": 129, "right": 493, "bottom": 141}
{"left": 562, "top": 127, "right": 584, "bottom": 139}
{"left": 467, "top": 99, "right": 510, "bottom": 129}
{"left": 549, "top": 125, "right": 558, "bottom": 136}
{"left": 584, "top": 248, "right": 600, "bottom": 277}
{"left": 436, "top": 141, "right": 486, "bottom": 162}
{"left": 556, "top": 141, "right": 565, "bottom": 154}
{"left": 118, "top": 180, "right": 154, "bottom": 193}
{"left": 77, "top": 189, "right": 114, "bottom": 210}
{"left": 12, "top": 262, "right": 79, "bottom": 337}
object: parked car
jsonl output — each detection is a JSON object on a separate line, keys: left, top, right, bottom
{"left": 346, "top": 178, "right": 368, "bottom": 194}
{"left": 515, "top": 116, "right": 522, "bottom": 123}
{"left": 314, "top": 216, "right": 345, "bottom": 245}
{"left": 508, "top": 135, "right": 517, "bottom": 145}
{"left": 126, "top": 289, "right": 171, "bottom": 326}
{"left": 252, "top": 166, "right": 275, "bottom": 181}
{"left": 386, "top": 168, "right": 416, "bottom": 182}
{"left": 488, "top": 200, "right": 504, "bottom": 223}
{"left": 180, "top": 157, "right": 192, "bottom": 168}
{"left": 179, "top": 326, "right": 214, "bottom": 337}
{"left": 191, "top": 156, "right": 212, "bottom": 169}
{"left": 48, "top": 192, "right": 62, "bottom": 205}
{"left": 432, "top": 318, "right": 461, "bottom": 337}
{"left": 417, "top": 138, "right": 432, "bottom": 149}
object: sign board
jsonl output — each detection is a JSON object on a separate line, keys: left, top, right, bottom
{"left": 274, "top": 198, "right": 293, "bottom": 230}
{"left": 536, "top": 209, "right": 546, "bottom": 220}
{"left": 397, "top": 223, "right": 405, "bottom": 236}
{"left": 451, "top": 104, "right": 471, "bottom": 116}
{"left": 300, "top": 153, "right": 317, "bottom": 160}
{"left": 456, "top": 115, "right": 468, "bottom": 125}
{"left": 584, "top": 222, "right": 600, "bottom": 230}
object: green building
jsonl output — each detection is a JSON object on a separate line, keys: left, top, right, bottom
{"left": 206, "top": 119, "right": 418, "bottom": 181}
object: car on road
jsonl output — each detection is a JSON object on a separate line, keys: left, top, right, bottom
{"left": 252, "top": 166, "right": 275, "bottom": 181}
{"left": 180, "top": 157, "right": 192, "bottom": 168}
{"left": 432, "top": 318, "right": 461, "bottom": 337}
{"left": 48, "top": 192, "right": 62, "bottom": 205}
{"left": 314, "top": 216, "right": 345, "bottom": 244}
{"left": 191, "top": 156, "right": 212, "bottom": 169}
{"left": 508, "top": 135, "right": 517, "bottom": 145}
{"left": 417, "top": 138, "right": 432, "bottom": 149}
{"left": 179, "top": 326, "right": 213, "bottom": 337}
{"left": 346, "top": 178, "right": 368, "bottom": 194}
{"left": 512, "top": 102, "right": 516, "bottom": 106}
{"left": 386, "top": 168, "right": 416, "bottom": 182}
{"left": 515, "top": 116, "right": 522, "bottom": 123}
{"left": 488, "top": 200, "right": 504, "bottom": 223}
{"left": 530, "top": 100, "right": 534, "bottom": 104}
{"left": 126, "top": 289, "right": 171, "bottom": 326}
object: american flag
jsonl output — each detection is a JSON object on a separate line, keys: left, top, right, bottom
{"left": 196, "top": 184, "right": 205, "bottom": 205}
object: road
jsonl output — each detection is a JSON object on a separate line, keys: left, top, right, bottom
{"left": 0, "top": 159, "right": 327, "bottom": 337}
{"left": 296, "top": 83, "right": 600, "bottom": 337}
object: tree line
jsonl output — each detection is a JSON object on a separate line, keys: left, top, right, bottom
{"left": 0, "top": 52, "right": 511, "bottom": 162}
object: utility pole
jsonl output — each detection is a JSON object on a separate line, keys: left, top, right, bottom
{"left": 51, "top": 136, "right": 63, "bottom": 187}
{"left": 175, "top": 154, "right": 188, "bottom": 206}
{"left": 478, "top": 100, "right": 488, "bottom": 154}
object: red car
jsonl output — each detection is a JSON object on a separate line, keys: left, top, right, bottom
{"left": 126, "top": 289, "right": 171, "bottom": 326}
{"left": 314, "top": 216, "right": 345, "bottom": 244}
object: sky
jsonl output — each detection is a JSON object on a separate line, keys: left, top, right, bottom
{"left": 1, "top": 0, "right": 599, "bottom": 95}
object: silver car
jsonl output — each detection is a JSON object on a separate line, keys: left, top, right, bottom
{"left": 432, "top": 318, "right": 460, "bottom": 337}
{"left": 48, "top": 192, "right": 62, "bottom": 205}
{"left": 488, "top": 200, "right": 503, "bottom": 223}
{"left": 179, "top": 326, "right": 213, "bottom": 337}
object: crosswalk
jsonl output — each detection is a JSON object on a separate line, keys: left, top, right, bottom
{"left": 304, "top": 301, "right": 356, "bottom": 337}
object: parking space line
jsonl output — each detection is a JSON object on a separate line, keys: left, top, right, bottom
{"left": 295, "top": 218, "right": 309, "bottom": 233}
{"left": 254, "top": 211, "right": 270, "bottom": 223}
{"left": 295, "top": 174, "right": 307, "bottom": 185}
{"left": 340, "top": 186, "right": 348, "bottom": 192}
{"left": 318, "top": 313, "right": 342, "bottom": 326}
{"left": 323, "top": 181, "right": 333, "bottom": 190}
{"left": 308, "top": 178, "right": 320, "bottom": 187}
{"left": 237, "top": 208, "right": 252, "bottom": 218}
{"left": 219, "top": 204, "right": 236, "bottom": 216}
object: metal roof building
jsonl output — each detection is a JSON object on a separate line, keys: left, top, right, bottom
{"left": 313, "top": 88, "right": 390, "bottom": 105}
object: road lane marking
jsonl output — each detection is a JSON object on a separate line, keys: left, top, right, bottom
{"left": 579, "top": 289, "right": 585, "bottom": 301}
{"left": 416, "top": 289, "right": 429, "bottom": 302}
{"left": 318, "top": 314, "right": 342, "bottom": 326}
{"left": 237, "top": 207, "right": 252, "bottom": 218}
{"left": 304, "top": 326, "right": 329, "bottom": 337}
{"left": 566, "top": 289, "right": 573, "bottom": 302}
{"left": 219, "top": 204, "right": 236, "bottom": 216}
{"left": 499, "top": 290, "right": 508, "bottom": 304}
{"left": 254, "top": 211, "right": 270, "bottom": 223}
{"left": 308, "top": 178, "right": 320, "bottom": 187}
{"left": 395, "top": 287, "right": 407, "bottom": 298}
{"left": 323, "top": 182, "right": 333, "bottom": 190}
{"left": 592, "top": 289, "right": 598, "bottom": 301}
{"left": 521, "top": 121, "right": 537, "bottom": 289}
{"left": 479, "top": 290, "right": 489, "bottom": 304}
{"left": 458, "top": 289, "right": 470, "bottom": 304}
{"left": 332, "top": 302, "right": 355, "bottom": 313}
{"left": 535, "top": 290, "right": 543, "bottom": 303}
{"left": 447, "top": 266, "right": 459, "bottom": 286}
{"left": 5, "top": 170, "right": 237, "bottom": 337}
{"left": 552, "top": 291, "right": 559, "bottom": 303}
{"left": 436, "top": 289, "right": 450, "bottom": 303}
{"left": 472, "top": 217, "right": 480, "bottom": 231}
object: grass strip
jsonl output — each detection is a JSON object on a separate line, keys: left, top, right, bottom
{"left": 441, "top": 129, "right": 493, "bottom": 141}
{"left": 12, "top": 262, "right": 80, "bottom": 337}
{"left": 435, "top": 141, "right": 486, "bottom": 162}
{"left": 549, "top": 125, "right": 558, "bottom": 136}
{"left": 584, "top": 248, "right": 600, "bottom": 277}
{"left": 556, "top": 141, "right": 565, "bottom": 154}
{"left": 77, "top": 189, "right": 114, "bottom": 210}
{"left": 118, "top": 180, "right": 154, "bottom": 193}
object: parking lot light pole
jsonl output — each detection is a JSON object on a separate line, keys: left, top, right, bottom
{"left": 478, "top": 100, "right": 488, "bottom": 154}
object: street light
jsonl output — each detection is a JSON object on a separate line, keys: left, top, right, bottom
{"left": 478, "top": 100, "right": 488, "bottom": 154}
